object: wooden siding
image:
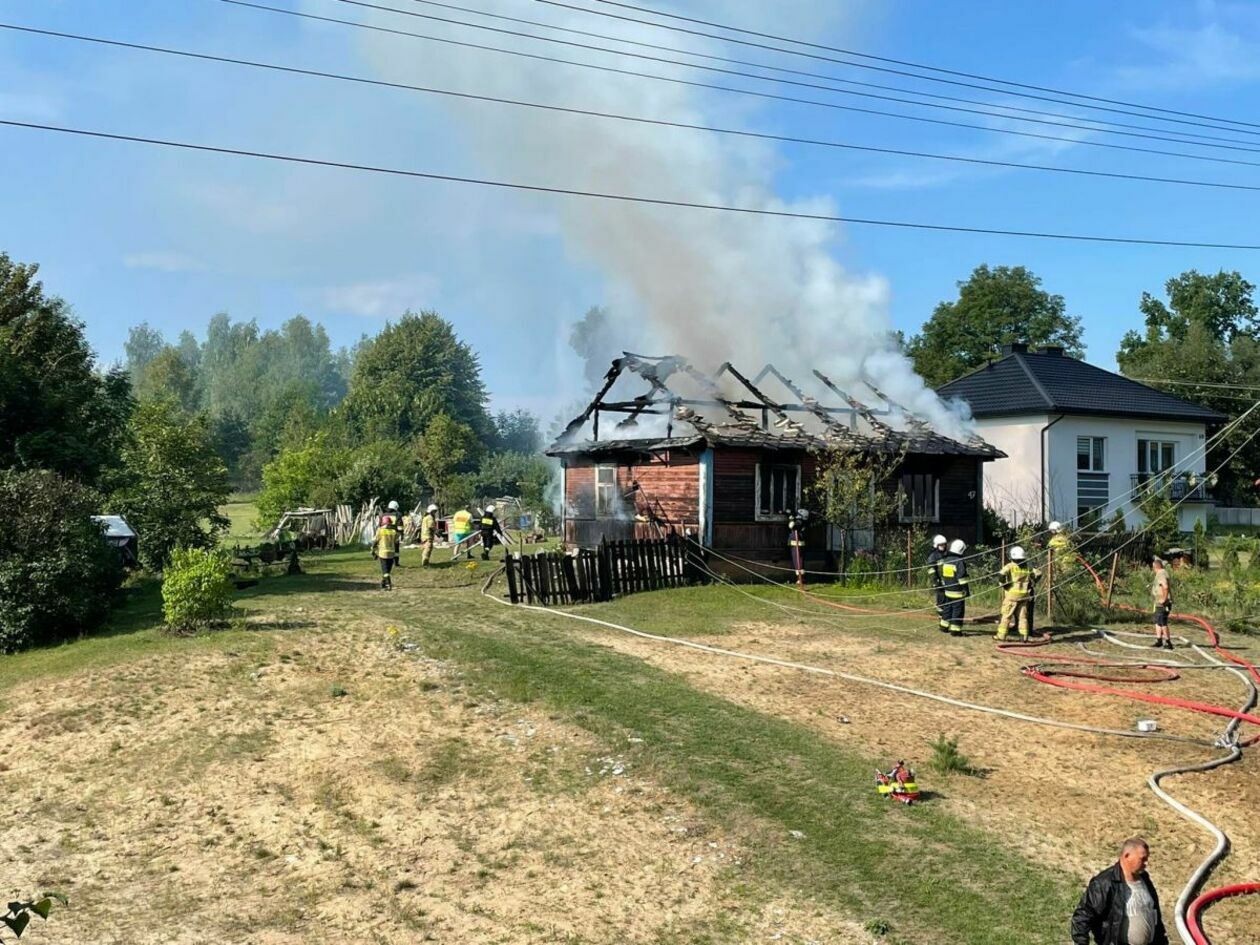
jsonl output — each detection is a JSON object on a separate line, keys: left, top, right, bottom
{"left": 562, "top": 452, "right": 700, "bottom": 548}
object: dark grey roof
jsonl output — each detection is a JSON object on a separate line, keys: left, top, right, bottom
{"left": 937, "top": 351, "right": 1227, "bottom": 424}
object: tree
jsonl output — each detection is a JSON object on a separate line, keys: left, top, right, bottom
{"left": 124, "top": 322, "right": 166, "bottom": 394}
{"left": 0, "top": 470, "right": 123, "bottom": 652}
{"left": 415, "top": 413, "right": 480, "bottom": 506}
{"left": 0, "top": 253, "right": 133, "bottom": 482}
{"left": 344, "top": 311, "right": 493, "bottom": 443}
{"left": 334, "top": 439, "right": 421, "bottom": 510}
{"left": 137, "top": 346, "right": 199, "bottom": 412}
{"left": 256, "top": 435, "right": 349, "bottom": 527}
{"left": 907, "top": 265, "right": 1085, "bottom": 387}
{"left": 493, "top": 409, "right": 543, "bottom": 454}
{"left": 475, "top": 451, "right": 554, "bottom": 503}
{"left": 1117, "top": 270, "right": 1260, "bottom": 501}
{"left": 108, "top": 400, "right": 230, "bottom": 569}
{"left": 809, "top": 447, "right": 906, "bottom": 553}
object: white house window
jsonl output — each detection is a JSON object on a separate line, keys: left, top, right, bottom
{"left": 1138, "top": 440, "right": 1176, "bottom": 475}
{"left": 595, "top": 465, "right": 617, "bottom": 517}
{"left": 756, "top": 463, "right": 800, "bottom": 519}
{"left": 899, "top": 473, "right": 940, "bottom": 523}
{"left": 1077, "top": 436, "right": 1105, "bottom": 472}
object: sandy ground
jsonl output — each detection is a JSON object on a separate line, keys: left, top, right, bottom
{"left": 2, "top": 614, "right": 876, "bottom": 945}
{"left": 565, "top": 616, "right": 1260, "bottom": 943}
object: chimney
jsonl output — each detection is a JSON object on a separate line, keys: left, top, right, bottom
{"left": 1000, "top": 342, "right": 1029, "bottom": 356}
{"left": 1040, "top": 346, "right": 1065, "bottom": 357}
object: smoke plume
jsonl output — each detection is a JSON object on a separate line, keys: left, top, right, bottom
{"left": 356, "top": 1, "right": 970, "bottom": 437}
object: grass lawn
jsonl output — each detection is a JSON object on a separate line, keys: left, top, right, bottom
{"left": 221, "top": 492, "right": 262, "bottom": 544}
{"left": 5, "top": 546, "right": 1256, "bottom": 943}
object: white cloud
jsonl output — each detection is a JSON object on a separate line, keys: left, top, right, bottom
{"left": 1115, "top": 3, "right": 1260, "bottom": 90}
{"left": 321, "top": 276, "right": 441, "bottom": 318}
{"left": 123, "top": 252, "right": 207, "bottom": 273}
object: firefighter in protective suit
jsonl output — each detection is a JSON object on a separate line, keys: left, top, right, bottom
{"left": 479, "top": 504, "right": 508, "bottom": 561}
{"left": 1048, "top": 520, "right": 1076, "bottom": 572}
{"left": 997, "top": 545, "right": 1040, "bottom": 641}
{"left": 372, "top": 515, "right": 400, "bottom": 590}
{"left": 940, "top": 539, "right": 970, "bottom": 637}
{"left": 926, "top": 534, "right": 949, "bottom": 633}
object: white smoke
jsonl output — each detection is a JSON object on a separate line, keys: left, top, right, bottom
{"left": 353, "top": 0, "right": 971, "bottom": 438}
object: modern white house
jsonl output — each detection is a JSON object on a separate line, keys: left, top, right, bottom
{"left": 937, "top": 344, "right": 1227, "bottom": 532}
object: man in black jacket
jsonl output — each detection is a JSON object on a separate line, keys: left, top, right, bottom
{"left": 1071, "top": 838, "right": 1168, "bottom": 945}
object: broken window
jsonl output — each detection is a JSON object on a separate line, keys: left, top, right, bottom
{"left": 898, "top": 473, "right": 939, "bottom": 524}
{"left": 757, "top": 463, "right": 800, "bottom": 519}
{"left": 595, "top": 465, "right": 618, "bottom": 517}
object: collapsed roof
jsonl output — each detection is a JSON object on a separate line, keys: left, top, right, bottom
{"left": 548, "top": 355, "right": 1003, "bottom": 459}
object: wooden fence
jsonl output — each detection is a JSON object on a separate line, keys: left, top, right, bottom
{"left": 505, "top": 535, "right": 693, "bottom": 606}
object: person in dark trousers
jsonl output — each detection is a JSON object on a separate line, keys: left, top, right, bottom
{"left": 479, "top": 504, "right": 508, "bottom": 561}
{"left": 372, "top": 515, "right": 399, "bottom": 590}
{"left": 385, "top": 500, "right": 403, "bottom": 569}
{"left": 1071, "top": 837, "right": 1168, "bottom": 945}
{"left": 940, "top": 539, "right": 970, "bottom": 636}
{"left": 1151, "top": 557, "right": 1174, "bottom": 650}
{"left": 925, "top": 534, "right": 949, "bottom": 633}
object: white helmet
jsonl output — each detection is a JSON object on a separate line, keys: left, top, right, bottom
{"left": 932, "top": 534, "right": 947, "bottom": 549}
{"left": 1048, "top": 521, "right": 1062, "bottom": 533}
{"left": 426, "top": 504, "right": 438, "bottom": 513}
{"left": 949, "top": 539, "right": 967, "bottom": 555}
{"left": 486, "top": 504, "right": 496, "bottom": 513}
{"left": 388, "top": 500, "right": 400, "bottom": 511}
{"left": 1009, "top": 545, "right": 1026, "bottom": 561}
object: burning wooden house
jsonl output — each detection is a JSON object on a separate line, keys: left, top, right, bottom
{"left": 547, "top": 355, "right": 1004, "bottom": 566}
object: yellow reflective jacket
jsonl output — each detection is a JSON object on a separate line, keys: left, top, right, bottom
{"left": 941, "top": 555, "right": 970, "bottom": 599}
{"left": 373, "top": 526, "right": 399, "bottom": 558}
{"left": 999, "top": 561, "right": 1040, "bottom": 600}
{"left": 451, "top": 509, "right": 473, "bottom": 535}
{"left": 420, "top": 513, "right": 436, "bottom": 543}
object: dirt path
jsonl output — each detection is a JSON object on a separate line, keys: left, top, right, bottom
{"left": 2, "top": 612, "right": 876, "bottom": 945}
{"left": 560, "top": 616, "right": 1260, "bottom": 943}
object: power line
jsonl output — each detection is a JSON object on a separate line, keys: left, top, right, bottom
{"left": 4, "top": 117, "right": 1260, "bottom": 249}
{"left": 393, "top": 0, "right": 1260, "bottom": 148}
{"left": 8, "top": 21, "right": 1260, "bottom": 195}
{"left": 570, "top": 0, "right": 1260, "bottom": 133}
{"left": 327, "top": 0, "right": 1260, "bottom": 156}
{"left": 220, "top": 1, "right": 1260, "bottom": 172}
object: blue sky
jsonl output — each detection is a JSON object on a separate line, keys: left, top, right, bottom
{"left": 3, "top": 0, "right": 1260, "bottom": 416}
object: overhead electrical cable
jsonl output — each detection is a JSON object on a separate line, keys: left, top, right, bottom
{"left": 389, "top": 0, "right": 1260, "bottom": 147}
{"left": 218, "top": 1, "right": 1260, "bottom": 172}
{"left": 7, "top": 22, "right": 1260, "bottom": 196}
{"left": 5, "top": 117, "right": 1260, "bottom": 249}
{"left": 562, "top": 0, "right": 1260, "bottom": 133}
{"left": 323, "top": 0, "right": 1260, "bottom": 156}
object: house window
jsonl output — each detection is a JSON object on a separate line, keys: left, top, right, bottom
{"left": 757, "top": 463, "right": 800, "bottom": 519}
{"left": 1077, "top": 436, "right": 1106, "bottom": 472}
{"left": 595, "top": 465, "right": 618, "bottom": 517}
{"left": 899, "top": 473, "right": 939, "bottom": 523}
{"left": 1138, "top": 440, "right": 1176, "bottom": 475}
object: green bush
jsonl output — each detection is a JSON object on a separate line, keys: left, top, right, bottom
{"left": 0, "top": 469, "right": 123, "bottom": 652}
{"left": 928, "top": 734, "right": 978, "bottom": 776}
{"left": 162, "top": 547, "right": 234, "bottom": 632}
{"left": 1051, "top": 577, "right": 1104, "bottom": 628}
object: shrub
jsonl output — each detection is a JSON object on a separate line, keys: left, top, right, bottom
{"left": 928, "top": 734, "right": 978, "bottom": 776}
{"left": 256, "top": 434, "right": 348, "bottom": 528}
{"left": 1051, "top": 578, "right": 1104, "bottom": 628}
{"left": 0, "top": 469, "right": 123, "bottom": 652}
{"left": 162, "top": 546, "right": 234, "bottom": 632}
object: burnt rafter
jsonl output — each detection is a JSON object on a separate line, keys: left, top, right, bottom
{"left": 549, "top": 355, "right": 1002, "bottom": 459}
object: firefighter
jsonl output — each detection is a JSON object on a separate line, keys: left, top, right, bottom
{"left": 385, "top": 500, "right": 404, "bottom": 569}
{"left": 1048, "top": 520, "right": 1076, "bottom": 572}
{"left": 940, "top": 538, "right": 970, "bottom": 636}
{"left": 926, "top": 534, "right": 949, "bottom": 633}
{"left": 787, "top": 509, "right": 808, "bottom": 587}
{"left": 997, "top": 545, "right": 1040, "bottom": 642}
{"left": 372, "top": 515, "right": 400, "bottom": 590}
{"left": 451, "top": 507, "right": 474, "bottom": 559}
{"left": 479, "top": 504, "right": 508, "bottom": 561}
{"left": 420, "top": 504, "right": 438, "bottom": 567}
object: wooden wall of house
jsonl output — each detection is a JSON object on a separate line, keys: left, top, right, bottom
{"left": 562, "top": 451, "right": 700, "bottom": 548}
{"left": 712, "top": 448, "right": 826, "bottom": 558}
{"left": 895, "top": 454, "right": 982, "bottom": 545}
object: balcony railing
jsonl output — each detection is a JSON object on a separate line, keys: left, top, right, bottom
{"left": 1130, "top": 472, "right": 1213, "bottom": 502}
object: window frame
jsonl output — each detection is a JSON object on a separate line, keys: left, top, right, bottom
{"left": 754, "top": 462, "right": 801, "bottom": 522}
{"left": 595, "top": 464, "right": 618, "bottom": 518}
{"left": 1077, "top": 436, "right": 1106, "bottom": 473}
{"left": 898, "top": 472, "right": 941, "bottom": 524}
{"left": 1137, "top": 439, "right": 1177, "bottom": 475}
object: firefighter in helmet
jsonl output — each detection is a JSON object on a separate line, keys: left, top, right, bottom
{"left": 926, "top": 534, "right": 949, "bottom": 633}
{"left": 997, "top": 545, "right": 1040, "bottom": 642}
{"left": 940, "top": 539, "right": 970, "bottom": 637}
